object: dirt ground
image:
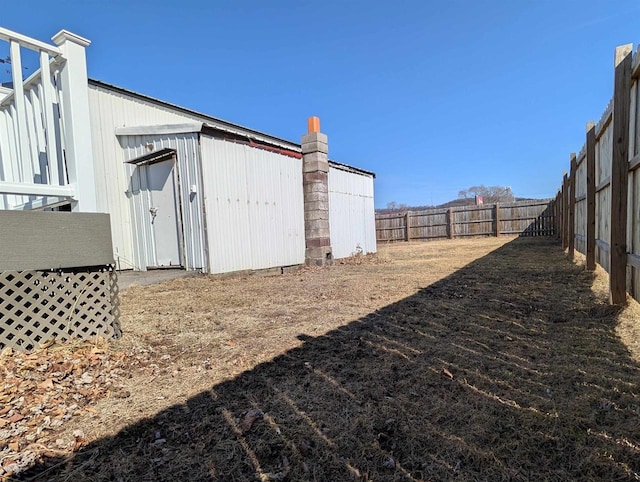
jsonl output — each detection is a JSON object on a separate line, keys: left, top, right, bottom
{"left": 5, "top": 236, "right": 640, "bottom": 481}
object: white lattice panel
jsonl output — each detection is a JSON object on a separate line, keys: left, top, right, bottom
{"left": 0, "top": 267, "right": 120, "bottom": 351}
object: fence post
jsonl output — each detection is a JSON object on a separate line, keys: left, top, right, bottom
{"left": 552, "top": 196, "right": 555, "bottom": 236}
{"left": 562, "top": 173, "right": 568, "bottom": 249}
{"left": 447, "top": 208, "right": 454, "bottom": 239}
{"left": 557, "top": 191, "right": 562, "bottom": 239}
{"left": 553, "top": 192, "right": 558, "bottom": 237}
{"left": 560, "top": 179, "right": 564, "bottom": 244}
{"left": 550, "top": 196, "right": 555, "bottom": 236}
{"left": 586, "top": 121, "right": 596, "bottom": 271}
{"left": 405, "top": 211, "right": 411, "bottom": 241}
{"left": 568, "top": 153, "right": 577, "bottom": 259}
{"left": 552, "top": 195, "right": 555, "bottom": 236}
{"left": 610, "top": 44, "right": 633, "bottom": 304}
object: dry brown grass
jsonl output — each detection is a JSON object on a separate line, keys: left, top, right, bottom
{"left": 11, "top": 236, "right": 640, "bottom": 481}
{"left": 573, "top": 251, "right": 640, "bottom": 364}
{"left": 618, "top": 303, "right": 640, "bottom": 362}
{"left": 58, "top": 238, "right": 512, "bottom": 442}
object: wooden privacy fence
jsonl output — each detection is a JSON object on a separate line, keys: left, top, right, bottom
{"left": 0, "top": 211, "right": 121, "bottom": 351}
{"left": 556, "top": 43, "right": 640, "bottom": 305}
{"left": 376, "top": 200, "right": 555, "bottom": 242}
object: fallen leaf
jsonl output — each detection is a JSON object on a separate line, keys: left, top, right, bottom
{"left": 7, "top": 413, "right": 24, "bottom": 423}
{"left": 39, "top": 379, "right": 54, "bottom": 390}
{"left": 441, "top": 368, "right": 454, "bottom": 379}
{"left": 240, "top": 409, "right": 263, "bottom": 433}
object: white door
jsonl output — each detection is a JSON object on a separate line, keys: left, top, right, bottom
{"left": 146, "top": 159, "right": 182, "bottom": 267}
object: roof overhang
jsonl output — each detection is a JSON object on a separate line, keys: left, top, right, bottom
{"left": 125, "top": 147, "right": 177, "bottom": 165}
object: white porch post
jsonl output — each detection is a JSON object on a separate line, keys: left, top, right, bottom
{"left": 52, "top": 30, "right": 96, "bottom": 212}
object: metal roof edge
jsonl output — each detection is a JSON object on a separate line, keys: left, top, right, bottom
{"left": 115, "top": 123, "right": 203, "bottom": 136}
{"left": 88, "top": 78, "right": 301, "bottom": 151}
{"left": 329, "top": 160, "right": 376, "bottom": 178}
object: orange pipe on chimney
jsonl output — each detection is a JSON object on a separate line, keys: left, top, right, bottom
{"left": 307, "top": 116, "right": 320, "bottom": 133}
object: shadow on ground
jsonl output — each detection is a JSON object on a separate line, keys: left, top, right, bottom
{"left": 20, "top": 237, "right": 640, "bottom": 481}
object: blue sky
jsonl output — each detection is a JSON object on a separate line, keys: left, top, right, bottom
{"left": 3, "top": 1, "right": 640, "bottom": 207}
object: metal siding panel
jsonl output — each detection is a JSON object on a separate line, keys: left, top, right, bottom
{"left": 247, "top": 147, "right": 264, "bottom": 268}
{"left": 283, "top": 151, "right": 305, "bottom": 264}
{"left": 252, "top": 145, "right": 304, "bottom": 269}
{"left": 200, "top": 137, "right": 304, "bottom": 274}
{"left": 247, "top": 145, "right": 265, "bottom": 269}
{"left": 122, "top": 136, "right": 154, "bottom": 270}
{"left": 119, "top": 132, "right": 205, "bottom": 271}
{"left": 329, "top": 166, "right": 376, "bottom": 259}
{"left": 89, "top": 87, "right": 133, "bottom": 269}
{"left": 364, "top": 186, "right": 377, "bottom": 254}
{"left": 201, "top": 137, "right": 252, "bottom": 273}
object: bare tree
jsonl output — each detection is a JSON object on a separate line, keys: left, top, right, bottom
{"left": 386, "top": 201, "right": 408, "bottom": 211}
{"left": 458, "top": 185, "right": 515, "bottom": 204}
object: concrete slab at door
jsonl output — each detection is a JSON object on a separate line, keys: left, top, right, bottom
{"left": 146, "top": 159, "right": 182, "bottom": 267}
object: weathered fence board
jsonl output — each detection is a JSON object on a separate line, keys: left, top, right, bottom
{"left": 586, "top": 122, "right": 596, "bottom": 270}
{"left": 376, "top": 200, "right": 554, "bottom": 242}
{"left": 609, "top": 44, "right": 632, "bottom": 304}
{"left": 575, "top": 152, "right": 587, "bottom": 255}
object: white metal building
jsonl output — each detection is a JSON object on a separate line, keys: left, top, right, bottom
{"left": 328, "top": 161, "right": 377, "bottom": 259}
{"left": 89, "top": 80, "right": 376, "bottom": 273}
{"left": 0, "top": 27, "right": 376, "bottom": 274}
